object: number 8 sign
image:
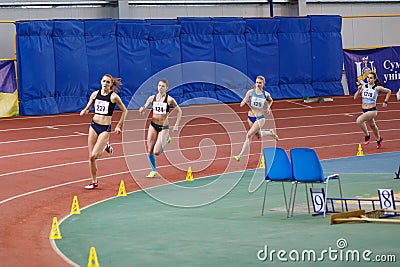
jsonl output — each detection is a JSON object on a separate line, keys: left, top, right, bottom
{"left": 378, "top": 189, "right": 396, "bottom": 212}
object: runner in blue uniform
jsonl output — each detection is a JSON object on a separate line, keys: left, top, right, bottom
{"left": 80, "top": 74, "right": 127, "bottom": 189}
{"left": 354, "top": 72, "right": 391, "bottom": 149}
{"left": 233, "top": 75, "right": 278, "bottom": 162}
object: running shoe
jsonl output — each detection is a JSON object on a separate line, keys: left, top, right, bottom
{"left": 105, "top": 143, "right": 114, "bottom": 156}
{"left": 270, "top": 129, "right": 279, "bottom": 141}
{"left": 232, "top": 155, "right": 241, "bottom": 162}
{"left": 84, "top": 182, "right": 98, "bottom": 190}
{"left": 376, "top": 136, "right": 383, "bottom": 149}
{"left": 146, "top": 171, "right": 157, "bottom": 178}
{"left": 364, "top": 135, "right": 371, "bottom": 145}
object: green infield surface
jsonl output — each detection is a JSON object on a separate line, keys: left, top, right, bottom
{"left": 55, "top": 153, "right": 400, "bottom": 267}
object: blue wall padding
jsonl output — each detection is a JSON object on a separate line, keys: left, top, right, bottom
{"left": 178, "top": 17, "right": 212, "bottom": 22}
{"left": 149, "top": 24, "right": 183, "bottom": 101}
{"left": 16, "top": 21, "right": 59, "bottom": 115}
{"left": 180, "top": 20, "right": 217, "bottom": 104}
{"left": 278, "top": 17, "right": 315, "bottom": 98}
{"left": 146, "top": 19, "right": 178, "bottom": 25}
{"left": 53, "top": 20, "right": 88, "bottom": 113}
{"left": 117, "top": 22, "right": 151, "bottom": 107}
{"left": 212, "top": 17, "right": 244, "bottom": 22}
{"left": 84, "top": 20, "right": 119, "bottom": 95}
{"left": 214, "top": 21, "right": 247, "bottom": 102}
{"left": 309, "top": 15, "right": 344, "bottom": 96}
{"left": 16, "top": 17, "right": 344, "bottom": 115}
{"left": 245, "top": 18, "right": 282, "bottom": 99}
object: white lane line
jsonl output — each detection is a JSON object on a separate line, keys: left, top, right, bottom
{"left": 1, "top": 98, "right": 399, "bottom": 205}
{"left": 0, "top": 170, "right": 130, "bottom": 205}
{"left": 2, "top": 129, "right": 400, "bottom": 178}
{"left": 0, "top": 134, "right": 84, "bottom": 145}
{"left": 285, "top": 99, "right": 313, "bottom": 108}
{"left": 3, "top": 143, "right": 399, "bottom": 206}
{"left": 0, "top": 139, "right": 254, "bottom": 177}
{"left": 0, "top": 149, "right": 263, "bottom": 205}
{"left": 0, "top": 146, "right": 87, "bottom": 159}
{"left": 2, "top": 107, "right": 398, "bottom": 132}
{"left": 1, "top": 115, "right": 399, "bottom": 145}
{"left": 1, "top": 124, "right": 399, "bottom": 160}
{"left": 46, "top": 126, "right": 87, "bottom": 135}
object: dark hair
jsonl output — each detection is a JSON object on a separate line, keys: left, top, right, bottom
{"left": 368, "top": 72, "right": 382, "bottom": 86}
{"left": 103, "top": 74, "right": 122, "bottom": 93}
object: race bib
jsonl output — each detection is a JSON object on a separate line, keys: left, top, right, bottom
{"left": 250, "top": 97, "right": 266, "bottom": 109}
{"left": 362, "top": 88, "right": 375, "bottom": 100}
{"left": 153, "top": 102, "right": 167, "bottom": 115}
{"left": 94, "top": 99, "right": 109, "bottom": 115}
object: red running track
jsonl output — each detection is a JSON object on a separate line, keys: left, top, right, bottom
{"left": 0, "top": 95, "right": 399, "bottom": 266}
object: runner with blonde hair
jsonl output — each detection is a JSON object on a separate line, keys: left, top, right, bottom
{"left": 233, "top": 75, "right": 278, "bottom": 162}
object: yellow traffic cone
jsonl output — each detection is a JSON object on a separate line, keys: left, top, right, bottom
{"left": 49, "top": 217, "right": 62, "bottom": 240}
{"left": 87, "top": 247, "right": 100, "bottom": 267}
{"left": 259, "top": 155, "right": 265, "bottom": 169}
{"left": 70, "top": 195, "right": 80, "bottom": 215}
{"left": 117, "top": 180, "right": 127, "bottom": 197}
{"left": 356, "top": 144, "right": 364, "bottom": 156}
{"left": 185, "top": 167, "right": 194, "bottom": 181}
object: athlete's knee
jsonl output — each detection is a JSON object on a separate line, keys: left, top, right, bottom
{"left": 356, "top": 117, "right": 365, "bottom": 125}
{"left": 147, "top": 142, "right": 155, "bottom": 153}
{"left": 367, "top": 119, "right": 375, "bottom": 126}
{"left": 90, "top": 154, "right": 99, "bottom": 162}
{"left": 246, "top": 132, "right": 254, "bottom": 139}
{"left": 369, "top": 122, "right": 378, "bottom": 130}
{"left": 146, "top": 140, "right": 153, "bottom": 148}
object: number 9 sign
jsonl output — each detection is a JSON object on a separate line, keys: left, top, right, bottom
{"left": 310, "top": 188, "right": 326, "bottom": 214}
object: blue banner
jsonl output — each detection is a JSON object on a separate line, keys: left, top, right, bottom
{"left": 0, "top": 60, "right": 18, "bottom": 117}
{"left": 0, "top": 60, "right": 16, "bottom": 93}
{"left": 343, "top": 47, "right": 400, "bottom": 94}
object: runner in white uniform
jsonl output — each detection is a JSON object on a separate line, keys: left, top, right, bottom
{"left": 354, "top": 72, "right": 391, "bottom": 149}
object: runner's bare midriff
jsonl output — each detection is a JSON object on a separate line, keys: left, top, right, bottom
{"left": 92, "top": 114, "right": 112, "bottom": 125}
{"left": 362, "top": 103, "right": 376, "bottom": 110}
{"left": 152, "top": 113, "right": 168, "bottom": 126}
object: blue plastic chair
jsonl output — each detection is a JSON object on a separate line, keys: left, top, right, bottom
{"left": 261, "top": 147, "right": 293, "bottom": 216}
{"left": 289, "top": 148, "right": 343, "bottom": 217}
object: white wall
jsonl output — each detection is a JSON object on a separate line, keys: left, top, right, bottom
{"left": 1, "top": 1, "right": 400, "bottom": 58}
{"left": 0, "top": 6, "right": 116, "bottom": 58}
{"left": 303, "top": 2, "right": 400, "bottom": 48}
